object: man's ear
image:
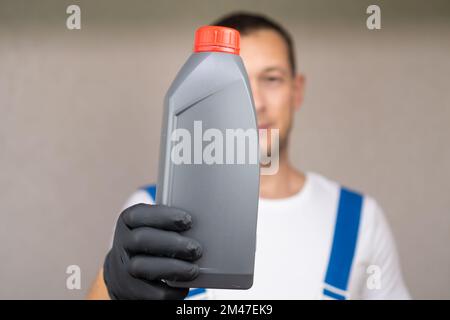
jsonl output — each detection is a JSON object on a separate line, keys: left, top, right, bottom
{"left": 293, "top": 73, "right": 305, "bottom": 111}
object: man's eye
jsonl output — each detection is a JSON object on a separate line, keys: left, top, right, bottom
{"left": 263, "top": 76, "right": 283, "bottom": 83}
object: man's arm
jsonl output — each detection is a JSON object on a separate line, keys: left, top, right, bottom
{"left": 87, "top": 190, "right": 148, "bottom": 300}
{"left": 87, "top": 268, "right": 110, "bottom": 300}
{"left": 87, "top": 190, "right": 152, "bottom": 299}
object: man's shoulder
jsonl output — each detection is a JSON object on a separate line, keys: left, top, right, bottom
{"left": 307, "top": 171, "right": 382, "bottom": 221}
{"left": 310, "top": 172, "right": 389, "bottom": 249}
{"left": 309, "top": 171, "right": 376, "bottom": 199}
{"left": 306, "top": 171, "right": 341, "bottom": 195}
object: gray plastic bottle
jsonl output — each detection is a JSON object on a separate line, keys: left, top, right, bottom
{"left": 155, "top": 26, "right": 260, "bottom": 289}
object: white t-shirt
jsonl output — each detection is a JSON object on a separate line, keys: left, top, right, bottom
{"left": 120, "top": 171, "right": 410, "bottom": 300}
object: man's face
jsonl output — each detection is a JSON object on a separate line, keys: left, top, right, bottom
{"left": 240, "top": 29, "right": 304, "bottom": 157}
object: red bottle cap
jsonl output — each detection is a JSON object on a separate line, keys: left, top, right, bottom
{"left": 194, "top": 26, "right": 240, "bottom": 55}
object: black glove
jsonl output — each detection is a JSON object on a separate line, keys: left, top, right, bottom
{"left": 103, "top": 203, "right": 203, "bottom": 300}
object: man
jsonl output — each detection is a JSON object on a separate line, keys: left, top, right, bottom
{"left": 88, "top": 12, "right": 410, "bottom": 300}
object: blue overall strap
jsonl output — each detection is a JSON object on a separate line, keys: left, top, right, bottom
{"left": 139, "top": 184, "right": 207, "bottom": 299}
{"left": 140, "top": 184, "right": 157, "bottom": 202}
{"left": 323, "top": 187, "right": 363, "bottom": 300}
{"left": 186, "top": 288, "right": 207, "bottom": 299}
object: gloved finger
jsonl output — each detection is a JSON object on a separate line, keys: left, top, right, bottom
{"left": 121, "top": 204, "right": 192, "bottom": 232}
{"left": 127, "top": 255, "right": 200, "bottom": 282}
{"left": 124, "top": 227, "right": 202, "bottom": 261}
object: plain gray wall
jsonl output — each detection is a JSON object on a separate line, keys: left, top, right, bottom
{"left": 0, "top": 0, "right": 449, "bottom": 299}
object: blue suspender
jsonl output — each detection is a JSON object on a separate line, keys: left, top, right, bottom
{"left": 141, "top": 184, "right": 157, "bottom": 202}
{"left": 323, "top": 187, "right": 363, "bottom": 300}
{"left": 140, "top": 184, "right": 207, "bottom": 299}
{"left": 186, "top": 288, "right": 207, "bottom": 298}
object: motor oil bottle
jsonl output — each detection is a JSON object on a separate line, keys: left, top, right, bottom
{"left": 156, "top": 26, "right": 260, "bottom": 289}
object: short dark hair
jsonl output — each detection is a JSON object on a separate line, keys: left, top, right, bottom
{"left": 212, "top": 12, "right": 296, "bottom": 75}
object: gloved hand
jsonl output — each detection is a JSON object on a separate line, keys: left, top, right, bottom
{"left": 103, "top": 203, "right": 203, "bottom": 300}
